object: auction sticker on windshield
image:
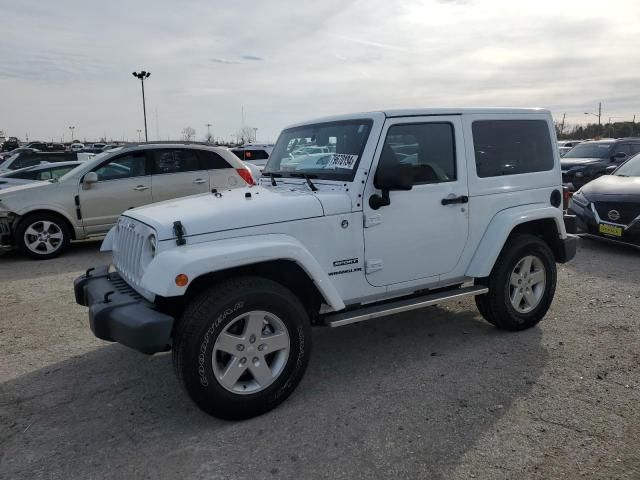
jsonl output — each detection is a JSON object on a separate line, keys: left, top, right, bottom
{"left": 327, "top": 154, "right": 358, "bottom": 169}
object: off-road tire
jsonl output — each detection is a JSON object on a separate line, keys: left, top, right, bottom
{"left": 15, "top": 212, "right": 71, "bottom": 260}
{"left": 475, "top": 234, "right": 556, "bottom": 331}
{"left": 172, "top": 276, "right": 312, "bottom": 420}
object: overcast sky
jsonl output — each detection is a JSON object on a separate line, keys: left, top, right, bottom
{"left": 1, "top": 0, "right": 639, "bottom": 143}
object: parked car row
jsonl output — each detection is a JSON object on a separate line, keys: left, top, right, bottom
{"left": 0, "top": 144, "right": 256, "bottom": 259}
{"left": 561, "top": 137, "right": 640, "bottom": 190}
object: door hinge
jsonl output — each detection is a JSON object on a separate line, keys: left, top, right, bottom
{"left": 365, "top": 259, "right": 383, "bottom": 274}
{"left": 364, "top": 213, "right": 382, "bottom": 228}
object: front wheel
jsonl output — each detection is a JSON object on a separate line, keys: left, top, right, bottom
{"left": 15, "top": 213, "right": 71, "bottom": 259}
{"left": 475, "top": 234, "right": 557, "bottom": 331}
{"left": 172, "top": 276, "right": 312, "bottom": 420}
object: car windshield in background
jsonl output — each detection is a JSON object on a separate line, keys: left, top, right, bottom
{"left": 563, "top": 142, "right": 613, "bottom": 158}
{"left": 614, "top": 153, "right": 640, "bottom": 177}
{"left": 264, "top": 120, "right": 373, "bottom": 180}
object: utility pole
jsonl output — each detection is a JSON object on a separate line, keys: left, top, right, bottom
{"left": 205, "top": 123, "right": 212, "bottom": 142}
{"left": 560, "top": 113, "right": 566, "bottom": 137}
{"left": 253, "top": 127, "right": 258, "bottom": 142}
{"left": 68, "top": 126, "right": 75, "bottom": 142}
{"left": 598, "top": 102, "right": 602, "bottom": 127}
{"left": 132, "top": 70, "right": 151, "bottom": 142}
{"left": 137, "top": 129, "right": 142, "bottom": 142}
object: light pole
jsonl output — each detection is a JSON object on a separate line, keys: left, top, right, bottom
{"left": 132, "top": 70, "right": 151, "bottom": 142}
{"left": 137, "top": 129, "right": 142, "bottom": 142}
{"left": 205, "top": 123, "right": 212, "bottom": 142}
{"left": 252, "top": 127, "right": 258, "bottom": 142}
{"left": 68, "top": 126, "right": 75, "bottom": 142}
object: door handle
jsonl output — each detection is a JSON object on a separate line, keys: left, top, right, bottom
{"left": 193, "top": 179, "right": 207, "bottom": 184}
{"left": 133, "top": 185, "right": 149, "bottom": 191}
{"left": 441, "top": 195, "right": 468, "bottom": 206}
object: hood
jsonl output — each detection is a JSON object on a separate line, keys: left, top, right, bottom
{"left": 0, "top": 180, "right": 51, "bottom": 196}
{"left": 124, "top": 184, "right": 342, "bottom": 240}
{"left": 581, "top": 175, "right": 640, "bottom": 201}
{"left": 0, "top": 178, "right": 34, "bottom": 190}
{"left": 561, "top": 157, "right": 604, "bottom": 168}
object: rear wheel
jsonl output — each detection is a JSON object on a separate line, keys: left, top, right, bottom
{"left": 15, "top": 213, "right": 71, "bottom": 259}
{"left": 172, "top": 276, "right": 312, "bottom": 420}
{"left": 475, "top": 234, "right": 556, "bottom": 331}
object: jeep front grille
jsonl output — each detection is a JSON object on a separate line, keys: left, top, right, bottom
{"left": 113, "top": 219, "right": 147, "bottom": 285}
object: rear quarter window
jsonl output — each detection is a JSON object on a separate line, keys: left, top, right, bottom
{"left": 472, "top": 120, "right": 554, "bottom": 178}
{"left": 198, "top": 150, "right": 231, "bottom": 169}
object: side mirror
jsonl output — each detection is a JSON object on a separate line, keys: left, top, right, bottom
{"left": 613, "top": 151, "right": 627, "bottom": 160}
{"left": 605, "top": 165, "right": 617, "bottom": 174}
{"left": 370, "top": 164, "right": 414, "bottom": 210}
{"left": 82, "top": 171, "right": 98, "bottom": 189}
{"left": 375, "top": 163, "right": 414, "bottom": 191}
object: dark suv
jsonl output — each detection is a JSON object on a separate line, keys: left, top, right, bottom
{"left": 561, "top": 138, "right": 640, "bottom": 189}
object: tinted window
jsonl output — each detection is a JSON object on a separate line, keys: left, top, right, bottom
{"left": 94, "top": 152, "right": 147, "bottom": 180}
{"left": 615, "top": 144, "right": 633, "bottom": 156}
{"left": 472, "top": 120, "right": 554, "bottom": 177}
{"left": 379, "top": 123, "right": 456, "bottom": 184}
{"left": 198, "top": 150, "right": 231, "bottom": 169}
{"left": 631, "top": 144, "right": 640, "bottom": 155}
{"left": 11, "top": 154, "right": 45, "bottom": 169}
{"left": 151, "top": 149, "right": 201, "bottom": 174}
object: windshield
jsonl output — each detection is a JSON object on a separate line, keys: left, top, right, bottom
{"left": 264, "top": 119, "right": 373, "bottom": 181}
{"left": 58, "top": 147, "right": 122, "bottom": 182}
{"left": 615, "top": 153, "right": 640, "bottom": 177}
{"left": 563, "top": 142, "right": 612, "bottom": 159}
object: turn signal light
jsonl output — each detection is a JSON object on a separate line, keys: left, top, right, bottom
{"left": 175, "top": 274, "right": 189, "bottom": 287}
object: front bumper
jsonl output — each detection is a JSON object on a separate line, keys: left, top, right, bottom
{"left": 74, "top": 265, "right": 174, "bottom": 354}
{"left": 0, "top": 216, "right": 14, "bottom": 246}
{"left": 568, "top": 202, "right": 640, "bottom": 248}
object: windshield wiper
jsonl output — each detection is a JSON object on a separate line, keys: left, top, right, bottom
{"left": 261, "top": 171, "right": 283, "bottom": 186}
{"left": 289, "top": 173, "right": 318, "bottom": 191}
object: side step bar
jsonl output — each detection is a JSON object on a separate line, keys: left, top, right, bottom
{"left": 324, "top": 285, "right": 488, "bottom": 328}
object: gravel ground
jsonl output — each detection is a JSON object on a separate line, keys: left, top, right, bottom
{"left": 1, "top": 237, "right": 639, "bottom": 479}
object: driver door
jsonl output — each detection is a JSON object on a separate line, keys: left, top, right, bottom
{"left": 79, "top": 151, "right": 151, "bottom": 235}
{"left": 363, "top": 116, "right": 469, "bottom": 287}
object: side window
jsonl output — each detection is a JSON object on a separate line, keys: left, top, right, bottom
{"left": 151, "top": 149, "right": 201, "bottom": 174}
{"left": 615, "top": 144, "right": 633, "bottom": 156}
{"left": 472, "top": 120, "right": 554, "bottom": 177}
{"left": 631, "top": 144, "right": 640, "bottom": 155}
{"left": 36, "top": 169, "right": 53, "bottom": 180}
{"left": 378, "top": 123, "right": 456, "bottom": 184}
{"left": 198, "top": 150, "right": 231, "bottom": 169}
{"left": 49, "top": 166, "right": 75, "bottom": 179}
{"left": 13, "top": 155, "right": 42, "bottom": 169}
{"left": 93, "top": 152, "right": 147, "bottom": 181}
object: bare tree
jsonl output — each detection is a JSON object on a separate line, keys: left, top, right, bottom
{"left": 182, "top": 126, "right": 196, "bottom": 141}
{"left": 236, "top": 125, "right": 255, "bottom": 145}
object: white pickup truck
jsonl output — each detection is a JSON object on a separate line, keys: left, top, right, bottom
{"left": 75, "top": 108, "right": 576, "bottom": 419}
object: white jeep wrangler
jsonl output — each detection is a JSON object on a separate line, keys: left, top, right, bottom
{"left": 75, "top": 108, "right": 576, "bottom": 419}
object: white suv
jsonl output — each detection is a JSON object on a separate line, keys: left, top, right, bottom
{"left": 75, "top": 108, "right": 576, "bottom": 419}
{"left": 0, "top": 144, "right": 254, "bottom": 259}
